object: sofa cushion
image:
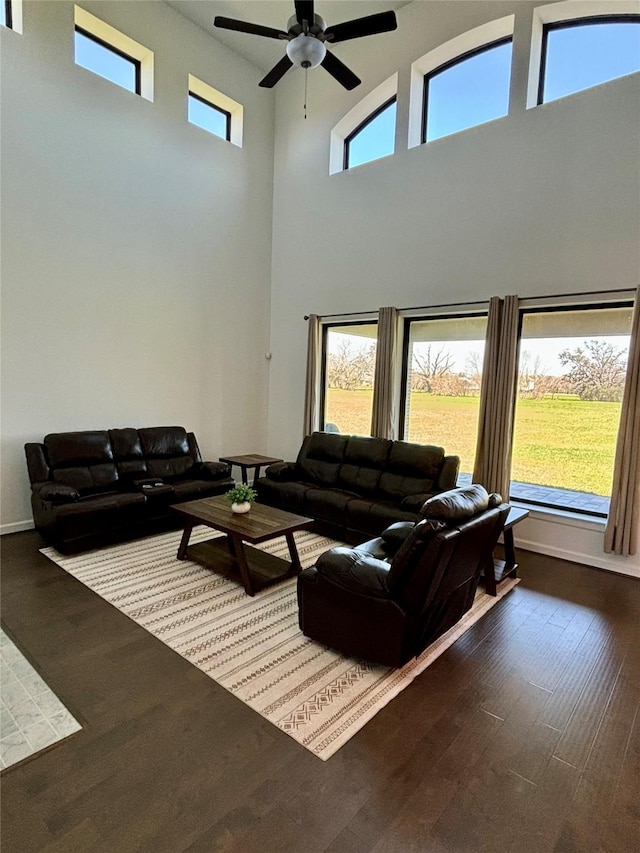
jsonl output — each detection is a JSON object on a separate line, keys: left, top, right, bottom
{"left": 337, "top": 436, "right": 391, "bottom": 497}
{"left": 53, "top": 492, "right": 147, "bottom": 541}
{"left": 139, "top": 426, "right": 194, "bottom": 480}
{"left": 257, "top": 479, "right": 314, "bottom": 514}
{"left": 109, "top": 428, "right": 148, "bottom": 478}
{"left": 304, "top": 488, "right": 359, "bottom": 525}
{"left": 44, "top": 431, "right": 119, "bottom": 496}
{"left": 297, "top": 432, "right": 348, "bottom": 487}
{"left": 346, "top": 498, "right": 418, "bottom": 539}
{"left": 420, "top": 484, "right": 490, "bottom": 522}
{"left": 377, "top": 442, "right": 444, "bottom": 502}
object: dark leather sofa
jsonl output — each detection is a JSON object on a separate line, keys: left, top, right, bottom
{"left": 25, "top": 426, "right": 233, "bottom": 554}
{"left": 256, "top": 431, "right": 459, "bottom": 543}
{"left": 297, "top": 484, "right": 509, "bottom": 667}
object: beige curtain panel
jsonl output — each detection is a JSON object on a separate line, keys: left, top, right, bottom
{"left": 371, "top": 307, "right": 399, "bottom": 440}
{"left": 303, "top": 314, "right": 321, "bottom": 437}
{"left": 473, "top": 295, "right": 520, "bottom": 501}
{"left": 604, "top": 286, "right": 640, "bottom": 556}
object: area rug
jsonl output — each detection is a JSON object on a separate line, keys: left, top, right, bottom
{"left": 41, "top": 529, "right": 518, "bottom": 760}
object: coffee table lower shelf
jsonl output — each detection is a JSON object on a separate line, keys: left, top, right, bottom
{"left": 186, "top": 536, "right": 301, "bottom": 596}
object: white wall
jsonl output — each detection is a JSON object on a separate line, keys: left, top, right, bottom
{"left": 1, "top": 0, "right": 274, "bottom": 531}
{"left": 267, "top": 0, "right": 640, "bottom": 577}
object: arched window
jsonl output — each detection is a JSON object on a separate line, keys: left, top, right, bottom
{"left": 344, "top": 97, "right": 396, "bottom": 169}
{"left": 539, "top": 16, "right": 640, "bottom": 104}
{"left": 423, "top": 39, "right": 512, "bottom": 143}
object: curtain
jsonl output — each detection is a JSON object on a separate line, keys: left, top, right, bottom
{"left": 303, "top": 314, "right": 321, "bottom": 437}
{"left": 604, "top": 286, "right": 640, "bottom": 556}
{"left": 371, "top": 307, "right": 399, "bottom": 440}
{"left": 473, "top": 295, "right": 520, "bottom": 500}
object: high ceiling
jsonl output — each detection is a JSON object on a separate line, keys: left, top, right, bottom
{"left": 165, "top": 1, "right": 410, "bottom": 71}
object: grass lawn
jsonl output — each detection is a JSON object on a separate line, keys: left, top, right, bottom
{"left": 326, "top": 388, "right": 621, "bottom": 496}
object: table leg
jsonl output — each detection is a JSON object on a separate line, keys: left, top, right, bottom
{"left": 252, "top": 465, "right": 262, "bottom": 489}
{"left": 239, "top": 465, "right": 249, "bottom": 485}
{"left": 484, "top": 556, "right": 497, "bottom": 597}
{"left": 286, "top": 532, "right": 302, "bottom": 575}
{"left": 503, "top": 528, "right": 518, "bottom": 577}
{"left": 230, "top": 533, "right": 254, "bottom": 596}
{"left": 177, "top": 521, "right": 195, "bottom": 560}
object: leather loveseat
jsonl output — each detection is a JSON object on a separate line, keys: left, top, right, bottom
{"left": 25, "top": 426, "right": 233, "bottom": 554}
{"left": 256, "top": 431, "right": 459, "bottom": 543}
{"left": 297, "top": 484, "right": 509, "bottom": 667}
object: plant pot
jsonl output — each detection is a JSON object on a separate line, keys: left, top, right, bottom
{"left": 231, "top": 501, "right": 251, "bottom": 514}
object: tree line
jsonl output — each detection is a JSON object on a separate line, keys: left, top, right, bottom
{"left": 327, "top": 339, "right": 628, "bottom": 402}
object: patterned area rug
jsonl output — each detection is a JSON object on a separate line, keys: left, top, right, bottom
{"left": 41, "top": 529, "right": 518, "bottom": 760}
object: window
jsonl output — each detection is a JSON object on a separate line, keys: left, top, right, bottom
{"left": 423, "top": 38, "right": 513, "bottom": 143}
{"left": 400, "top": 315, "right": 487, "bottom": 476}
{"left": 187, "top": 75, "right": 243, "bottom": 147}
{"left": 539, "top": 16, "right": 640, "bottom": 104}
{"left": 344, "top": 98, "right": 396, "bottom": 169}
{"left": 188, "top": 92, "right": 231, "bottom": 141}
{"left": 1, "top": 1, "right": 12, "bottom": 29}
{"left": 75, "top": 28, "right": 141, "bottom": 94}
{"left": 511, "top": 304, "right": 633, "bottom": 515}
{"left": 73, "top": 7, "right": 154, "bottom": 101}
{"left": 321, "top": 323, "right": 378, "bottom": 435}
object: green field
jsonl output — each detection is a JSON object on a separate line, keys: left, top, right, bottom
{"left": 326, "top": 388, "right": 622, "bottom": 496}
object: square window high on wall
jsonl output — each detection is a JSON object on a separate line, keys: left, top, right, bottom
{"left": 1, "top": 0, "right": 22, "bottom": 32}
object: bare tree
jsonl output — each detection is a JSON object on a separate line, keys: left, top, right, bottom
{"left": 411, "top": 345, "right": 455, "bottom": 392}
{"left": 559, "top": 339, "right": 628, "bottom": 402}
{"left": 327, "top": 341, "right": 376, "bottom": 390}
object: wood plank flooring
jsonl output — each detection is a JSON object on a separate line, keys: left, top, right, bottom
{"left": 1, "top": 530, "right": 639, "bottom": 852}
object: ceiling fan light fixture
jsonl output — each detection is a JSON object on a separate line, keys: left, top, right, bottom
{"left": 286, "top": 34, "right": 326, "bottom": 69}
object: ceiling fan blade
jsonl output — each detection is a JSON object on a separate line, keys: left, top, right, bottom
{"left": 214, "top": 16, "right": 288, "bottom": 40}
{"left": 325, "top": 11, "right": 398, "bottom": 44}
{"left": 294, "top": 1, "right": 314, "bottom": 27}
{"left": 259, "top": 55, "right": 294, "bottom": 88}
{"left": 321, "top": 51, "right": 361, "bottom": 90}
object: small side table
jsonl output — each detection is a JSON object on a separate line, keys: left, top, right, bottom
{"left": 219, "top": 454, "right": 284, "bottom": 488}
{"left": 486, "top": 506, "right": 530, "bottom": 596}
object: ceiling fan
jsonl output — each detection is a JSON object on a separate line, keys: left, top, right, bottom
{"left": 214, "top": 1, "right": 398, "bottom": 90}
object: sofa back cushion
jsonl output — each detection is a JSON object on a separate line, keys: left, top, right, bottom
{"left": 297, "top": 432, "right": 348, "bottom": 487}
{"left": 378, "top": 441, "right": 445, "bottom": 502}
{"left": 138, "top": 427, "right": 194, "bottom": 480}
{"left": 109, "top": 428, "right": 148, "bottom": 478}
{"left": 337, "top": 436, "right": 391, "bottom": 497}
{"left": 44, "top": 431, "right": 118, "bottom": 495}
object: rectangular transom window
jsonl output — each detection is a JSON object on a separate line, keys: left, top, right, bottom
{"left": 321, "top": 323, "right": 378, "bottom": 436}
{"left": 511, "top": 304, "right": 633, "bottom": 516}
{"left": 75, "top": 27, "right": 141, "bottom": 94}
{"left": 188, "top": 92, "right": 231, "bottom": 141}
{"left": 400, "top": 315, "right": 488, "bottom": 476}
{"left": 539, "top": 16, "right": 640, "bottom": 104}
{"left": 1, "top": 1, "right": 12, "bottom": 29}
{"left": 423, "top": 38, "right": 512, "bottom": 143}
{"left": 344, "top": 97, "right": 396, "bottom": 169}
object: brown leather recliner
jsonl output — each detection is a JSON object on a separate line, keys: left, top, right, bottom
{"left": 297, "top": 484, "right": 509, "bottom": 667}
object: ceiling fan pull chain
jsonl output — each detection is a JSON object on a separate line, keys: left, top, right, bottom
{"left": 304, "top": 67, "right": 308, "bottom": 120}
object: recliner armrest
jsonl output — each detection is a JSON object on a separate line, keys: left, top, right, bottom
{"left": 264, "top": 461, "right": 296, "bottom": 482}
{"left": 380, "top": 522, "right": 415, "bottom": 555}
{"left": 197, "top": 461, "right": 231, "bottom": 480}
{"left": 316, "top": 547, "right": 391, "bottom": 598}
{"left": 36, "top": 483, "right": 80, "bottom": 504}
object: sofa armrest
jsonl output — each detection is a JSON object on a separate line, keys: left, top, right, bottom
{"left": 264, "top": 461, "right": 296, "bottom": 482}
{"left": 36, "top": 483, "right": 80, "bottom": 504}
{"left": 437, "top": 455, "right": 460, "bottom": 491}
{"left": 197, "top": 461, "right": 231, "bottom": 481}
{"left": 316, "top": 547, "right": 391, "bottom": 598}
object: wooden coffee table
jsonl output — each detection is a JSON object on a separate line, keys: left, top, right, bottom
{"left": 172, "top": 496, "right": 312, "bottom": 596}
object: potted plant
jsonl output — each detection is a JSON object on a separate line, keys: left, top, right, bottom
{"left": 226, "top": 484, "right": 258, "bottom": 514}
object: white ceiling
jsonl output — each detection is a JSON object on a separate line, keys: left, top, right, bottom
{"left": 165, "top": 1, "right": 410, "bottom": 72}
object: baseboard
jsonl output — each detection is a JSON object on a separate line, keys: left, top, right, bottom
{"left": 1, "top": 519, "right": 35, "bottom": 536}
{"left": 516, "top": 536, "right": 640, "bottom": 580}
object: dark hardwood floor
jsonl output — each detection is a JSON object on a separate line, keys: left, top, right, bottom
{"left": 1, "top": 530, "right": 639, "bottom": 852}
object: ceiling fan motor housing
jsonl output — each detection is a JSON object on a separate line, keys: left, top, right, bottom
{"left": 286, "top": 14, "right": 326, "bottom": 38}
